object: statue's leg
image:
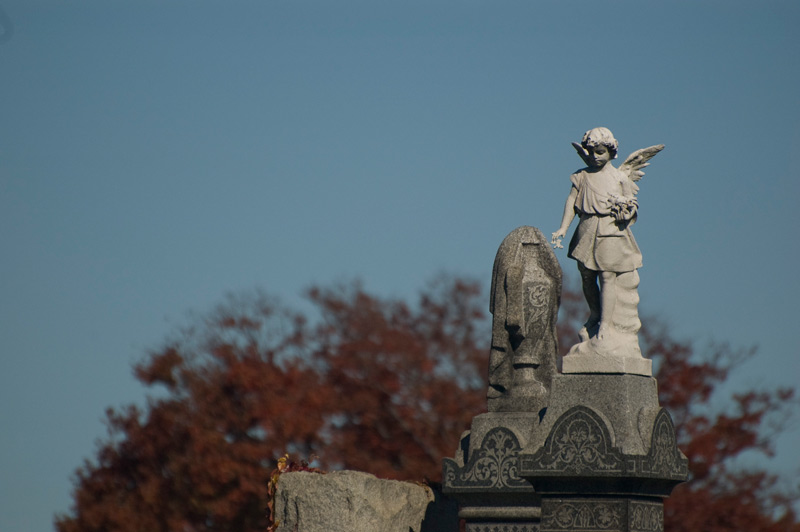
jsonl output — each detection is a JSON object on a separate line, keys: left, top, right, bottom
{"left": 598, "top": 271, "right": 617, "bottom": 340}
{"left": 578, "top": 264, "right": 600, "bottom": 340}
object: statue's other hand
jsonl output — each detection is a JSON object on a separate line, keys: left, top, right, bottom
{"left": 551, "top": 230, "right": 565, "bottom": 248}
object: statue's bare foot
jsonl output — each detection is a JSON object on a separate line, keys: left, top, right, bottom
{"left": 597, "top": 323, "right": 611, "bottom": 340}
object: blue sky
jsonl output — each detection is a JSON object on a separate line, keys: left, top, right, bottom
{"left": 1, "top": 1, "right": 798, "bottom": 530}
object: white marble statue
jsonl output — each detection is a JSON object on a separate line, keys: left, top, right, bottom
{"left": 551, "top": 127, "right": 663, "bottom": 374}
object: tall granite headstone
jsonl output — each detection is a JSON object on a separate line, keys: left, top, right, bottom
{"left": 443, "top": 226, "right": 561, "bottom": 531}
{"left": 488, "top": 226, "right": 561, "bottom": 414}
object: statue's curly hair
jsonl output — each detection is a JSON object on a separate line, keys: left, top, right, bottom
{"left": 581, "top": 127, "right": 618, "bottom": 159}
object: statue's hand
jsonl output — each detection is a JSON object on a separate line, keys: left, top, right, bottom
{"left": 551, "top": 230, "right": 566, "bottom": 249}
{"left": 626, "top": 204, "right": 638, "bottom": 220}
{"left": 619, "top": 203, "right": 637, "bottom": 222}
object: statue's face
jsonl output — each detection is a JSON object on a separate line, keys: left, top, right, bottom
{"left": 587, "top": 144, "right": 612, "bottom": 168}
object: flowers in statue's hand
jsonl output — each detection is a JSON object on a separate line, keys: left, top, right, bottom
{"left": 608, "top": 194, "right": 638, "bottom": 223}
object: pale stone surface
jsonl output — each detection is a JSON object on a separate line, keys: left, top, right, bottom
{"left": 274, "top": 471, "right": 435, "bottom": 532}
{"left": 488, "top": 226, "right": 561, "bottom": 412}
{"left": 562, "top": 352, "right": 651, "bottom": 376}
{"left": 552, "top": 127, "right": 663, "bottom": 375}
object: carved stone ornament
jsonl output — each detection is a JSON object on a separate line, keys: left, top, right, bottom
{"left": 522, "top": 405, "right": 624, "bottom": 475}
{"left": 541, "top": 499, "right": 664, "bottom": 532}
{"left": 443, "top": 427, "right": 532, "bottom": 492}
{"left": 636, "top": 409, "right": 688, "bottom": 480}
{"left": 543, "top": 500, "right": 624, "bottom": 531}
{"left": 627, "top": 501, "right": 664, "bottom": 532}
{"left": 520, "top": 405, "right": 688, "bottom": 497}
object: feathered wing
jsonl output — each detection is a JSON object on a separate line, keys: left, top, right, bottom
{"left": 618, "top": 144, "right": 664, "bottom": 182}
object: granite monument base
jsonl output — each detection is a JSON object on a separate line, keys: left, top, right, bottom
{"left": 443, "top": 412, "right": 542, "bottom": 531}
{"left": 519, "top": 374, "right": 688, "bottom": 532}
{"left": 540, "top": 497, "right": 664, "bottom": 532}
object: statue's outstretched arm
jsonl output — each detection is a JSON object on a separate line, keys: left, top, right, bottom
{"left": 552, "top": 187, "right": 578, "bottom": 248}
{"left": 572, "top": 142, "right": 592, "bottom": 167}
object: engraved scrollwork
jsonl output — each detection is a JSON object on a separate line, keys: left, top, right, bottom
{"left": 444, "top": 427, "right": 531, "bottom": 490}
{"left": 443, "top": 459, "right": 457, "bottom": 485}
{"left": 629, "top": 502, "right": 664, "bottom": 532}
{"left": 650, "top": 420, "right": 674, "bottom": 474}
{"left": 544, "top": 501, "right": 622, "bottom": 530}
{"left": 526, "top": 406, "right": 623, "bottom": 474}
{"left": 527, "top": 279, "right": 550, "bottom": 323}
{"left": 641, "top": 409, "right": 688, "bottom": 479}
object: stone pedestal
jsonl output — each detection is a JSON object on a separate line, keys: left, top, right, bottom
{"left": 561, "top": 351, "right": 651, "bottom": 376}
{"left": 443, "top": 413, "right": 542, "bottom": 531}
{"left": 519, "top": 375, "right": 688, "bottom": 532}
{"left": 562, "top": 271, "right": 652, "bottom": 377}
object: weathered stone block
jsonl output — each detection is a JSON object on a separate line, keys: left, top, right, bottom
{"left": 274, "top": 470, "right": 434, "bottom": 532}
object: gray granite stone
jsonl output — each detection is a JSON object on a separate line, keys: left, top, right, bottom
{"left": 274, "top": 471, "right": 434, "bottom": 532}
{"left": 541, "top": 498, "right": 663, "bottom": 532}
{"left": 443, "top": 412, "right": 542, "bottom": 528}
{"left": 462, "top": 412, "right": 545, "bottom": 462}
{"left": 520, "top": 404, "right": 687, "bottom": 489}
{"left": 488, "top": 226, "right": 561, "bottom": 412}
{"left": 524, "top": 374, "right": 660, "bottom": 456}
{"left": 518, "top": 374, "right": 688, "bottom": 532}
{"left": 443, "top": 418, "right": 535, "bottom": 499}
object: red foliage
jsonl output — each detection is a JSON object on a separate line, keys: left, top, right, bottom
{"left": 55, "top": 277, "right": 799, "bottom": 532}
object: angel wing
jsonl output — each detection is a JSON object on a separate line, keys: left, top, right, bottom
{"left": 618, "top": 144, "right": 664, "bottom": 182}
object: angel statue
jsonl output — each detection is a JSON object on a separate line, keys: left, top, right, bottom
{"left": 551, "top": 127, "right": 663, "bottom": 369}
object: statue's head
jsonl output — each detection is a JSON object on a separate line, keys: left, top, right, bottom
{"left": 581, "top": 127, "right": 618, "bottom": 160}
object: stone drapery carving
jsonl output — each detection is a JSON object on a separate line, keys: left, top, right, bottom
{"left": 488, "top": 226, "right": 561, "bottom": 412}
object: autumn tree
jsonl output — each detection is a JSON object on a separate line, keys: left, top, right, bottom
{"left": 56, "top": 276, "right": 799, "bottom": 532}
